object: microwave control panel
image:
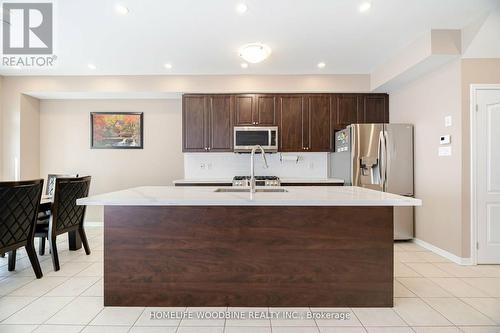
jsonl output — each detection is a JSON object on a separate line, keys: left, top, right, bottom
{"left": 335, "top": 128, "right": 350, "bottom": 152}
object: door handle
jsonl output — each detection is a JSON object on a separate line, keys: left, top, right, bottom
{"left": 383, "top": 130, "right": 388, "bottom": 188}
{"left": 378, "top": 131, "right": 385, "bottom": 186}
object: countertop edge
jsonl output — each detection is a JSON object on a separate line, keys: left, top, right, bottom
{"left": 173, "top": 178, "right": 345, "bottom": 184}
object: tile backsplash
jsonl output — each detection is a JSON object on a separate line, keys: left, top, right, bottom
{"left": 184, "top": 152, "right": 329, "bottom": 179}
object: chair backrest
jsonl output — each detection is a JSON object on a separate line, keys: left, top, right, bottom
{"left": 51, "top": 176, "right": 91, "bottom": 233}
{"left": 46, "top": 174, "right": 79, "bottom": 196}
{"left": 0, "top": 179, "right": 44, "bottom": 252}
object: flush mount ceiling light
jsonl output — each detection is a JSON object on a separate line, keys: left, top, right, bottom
{"left": 115, "top": 4, "right": 129, "bottom": 15}
{"left": 238, "top": 43, "right": 272, "bottom": 64}
{"left": 235, "top": 3, "right": 248, "bottom": 14}
{"left": 87, "top": 63, "right": 97, "bottom": 70}
{"left": 358, "top": 1, "right": 372, "bottom": 12}
{"left": 164, "top": 63, "right": 173, "bottom": 69}
{"left": 317, "top": 62, "right": 326, "bottom": 69}
{"left": 240, "top": 62, "right": 249, "bottom": 69}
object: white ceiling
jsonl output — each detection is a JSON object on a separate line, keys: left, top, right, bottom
{"left": 1, "top": 0, "right": 498, "bottom": 76}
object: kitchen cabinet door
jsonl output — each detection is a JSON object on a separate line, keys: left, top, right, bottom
{"left": 235, "top": 94, "right": 255, "bottom": 125}
{"left": 363, "top": 94, "right": 389, "bottom": 123}
{"left": 334, "top": 94, "right": 362, "bottom": 129}
{"left": 183, "top": 95, "right": 207, "bottom": 152}
{"left": 279, "top": 95, "right": 306, "bottom": 152}
{"left": 255, "top": 95, "right": 277, "bottom": 125}
{"left": 307, "top": 95, "right": 332, "bottom": 151}
{"left": 207, "top": 95, "right": 233, "bottom": 151}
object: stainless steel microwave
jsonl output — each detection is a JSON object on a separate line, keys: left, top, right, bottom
{"left": 233, "top": 126, "right": 278, "bottom": 153}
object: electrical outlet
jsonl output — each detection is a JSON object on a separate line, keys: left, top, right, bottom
{"left": 438, "top": 146, "right": 452, "bottom": 156}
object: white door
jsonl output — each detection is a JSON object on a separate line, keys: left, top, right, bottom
{"left": 476, "top": 88, "right": 500, "bottom": 263}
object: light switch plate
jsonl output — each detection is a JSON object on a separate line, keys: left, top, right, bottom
{"left": 445, "top": 115, "right": 452, "bottom": 127}
{"left": 438, "top": 146, "right": 452, "bottom": 156}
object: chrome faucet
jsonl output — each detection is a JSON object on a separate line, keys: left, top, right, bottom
{"left": 250, "top": 145, "right": 269, "bottom": 193}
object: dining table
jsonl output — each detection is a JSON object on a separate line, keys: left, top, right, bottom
{"left": 40, "top": 196, "right": 82, "bottom": 250}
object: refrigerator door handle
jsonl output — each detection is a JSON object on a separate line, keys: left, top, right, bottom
{"left": 383, "top": 130, "right": 388, "bottom": 190}
{"left": 378, "top": 130, "right": 385, "bottom": 187}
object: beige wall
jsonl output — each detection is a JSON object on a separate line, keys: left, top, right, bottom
{"left": 391, "top": 58, "right": 500, "bottom": 258}
{"left": 1, "top": 74, "right": 369, "bottom": 180}
{"left": 390, "top": 60, "right": 463, "bottom": 256}
{"left": 20, "top": 95, "right": 40, "bottom": 180}
{"left": 39, "top": 99, "right": 183, "bottom": 222}
{"left": 460, "top": 58, "right": 500, "bottom": 257}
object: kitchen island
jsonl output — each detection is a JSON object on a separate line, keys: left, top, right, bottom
{"left": 78, "top": 186, "right": 421, "bottom": 307}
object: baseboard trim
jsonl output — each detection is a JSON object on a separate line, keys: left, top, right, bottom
{"left": 412, "top": 238, "right": 473, "bottom": 266}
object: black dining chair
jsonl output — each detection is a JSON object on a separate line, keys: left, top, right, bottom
{"left": 38, "top": 173, "right": 78, "bottom": 255}
{"left": 45, "top": 174, "right": 79, "bottom": 197}
{"left": 35, "top": 176, "right": 91, "bottom": 271}
{"left": 0, "top": 179, "right": 44, "bottom": 278}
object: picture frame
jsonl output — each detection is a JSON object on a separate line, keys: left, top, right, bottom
{"left": 90, "top": 112, "right": 144, "bottom": 149}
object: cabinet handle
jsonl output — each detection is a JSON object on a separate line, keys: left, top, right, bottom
{"left": 208, "top": 147, "right": 211, "bottom": 151}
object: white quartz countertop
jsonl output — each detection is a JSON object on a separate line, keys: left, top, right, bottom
{"left": 172, "top": 178, "right": 345, "bottom": 184}
{"left": 77, "top": 186, "right": 421, "bottom": 207}
{"left": 280, "top": 178, "right": 344, "bottom": 184}
{"left": 173, "top": 178, "right": 232, "bottom": 184}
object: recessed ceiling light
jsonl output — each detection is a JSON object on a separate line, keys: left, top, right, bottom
{"left": 239, "top": 43, "right": 272, "bottom": 64}
{"left": 317, "top": 62, "right": 326, "bottom": 69}
{"left": 240, "top": 63, "right": 248, "bottom": 69}
{"left": 358, "top": 1, "right": 372, "bottom": 12}
{"left": 87, "top": 63, "right": 96, "bottom": 70}
{"left": 235, "top": 3, "right": 248, "bottom": 14}
{"left": 115, "top": 4, "right": 129, "bottom": 15}
{"left": 164, "top": 63, "right": 172, "bottom": 69}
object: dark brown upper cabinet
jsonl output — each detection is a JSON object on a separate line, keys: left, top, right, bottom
{"left": 278, "top": 95, "right": 332, "bottom": 152}
{"left": 183, "top": 93, "right": 388, "bottom": 153}
{"left": 234, "top": 94, "right": 277, "bottom": 126}
{"left": 278, "top": 95, "right": 307, "bottom": 152}
{"left": 307, "top": 95, "right": 332, "bottom": 152}
{"left": 255, "top": 95, "right": 277, "bottom": 125}
{"left": 183, "top": 95, "right": 206, "bottom": 152}
{"left": 362, "top": 94, "right": 389, "bottom": 123}
{"left": 183, "top": 95, "right": 233, "bottom": 152}
{"left": 333, "top": 94, "right": 362, "bottom": 130}
{"left": 234, "top": 94, "right": 254, "bottom": 125}
{"left": 331, "top": 93, "right": 388, "bottom": 129}
{"left": 207, "top": 95, "right": 233, "bottom": 151}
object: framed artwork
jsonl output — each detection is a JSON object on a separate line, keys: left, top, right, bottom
{"left": 90, "top": 112, "right": 144, "bottom": 149}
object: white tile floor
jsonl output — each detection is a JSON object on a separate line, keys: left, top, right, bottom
{"left": 1, "top": 227, "right": 500, "bottom": 333}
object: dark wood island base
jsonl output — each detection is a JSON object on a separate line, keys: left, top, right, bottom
{"left": 104, "top": 205, "right": 393, "bottom": 307}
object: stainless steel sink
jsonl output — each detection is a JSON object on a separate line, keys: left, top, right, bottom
{"left": 214, "top": 188, "right": 288, "bottom": 193}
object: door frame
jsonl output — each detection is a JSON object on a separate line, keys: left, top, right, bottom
{"left": 470, "top": 84, "right": 500, "bottom": 264}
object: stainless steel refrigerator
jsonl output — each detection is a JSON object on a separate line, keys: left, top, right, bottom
{"left": 330, "top": 124, "right": 414, "bottom": 240}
